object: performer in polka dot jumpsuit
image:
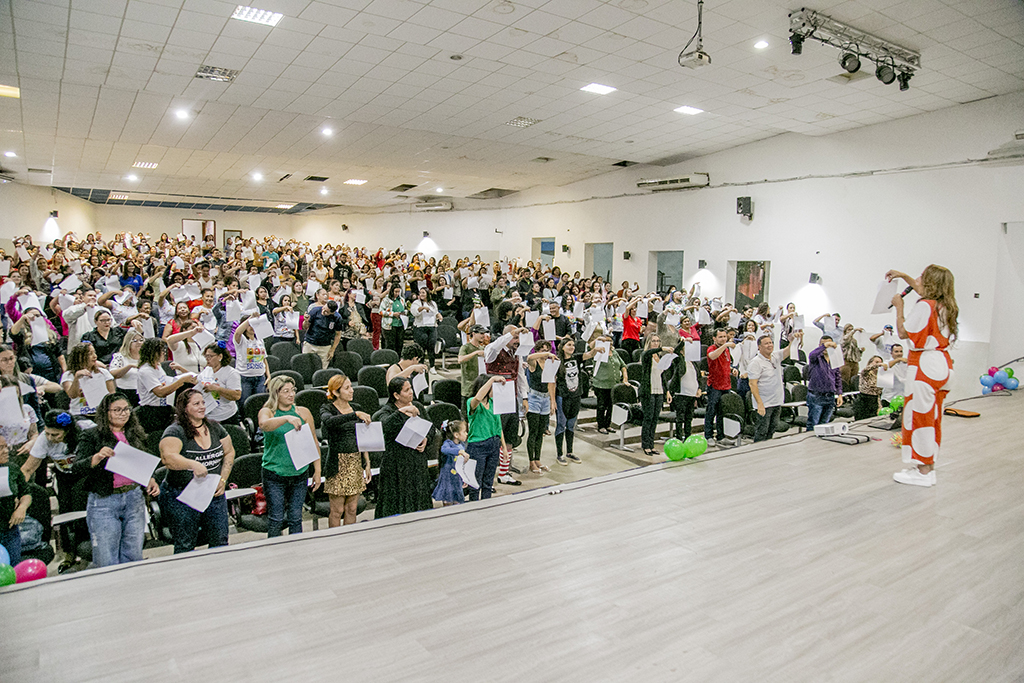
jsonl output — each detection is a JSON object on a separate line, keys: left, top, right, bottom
{"left": 886, "top": 265, "right": 959, "bottom": 487}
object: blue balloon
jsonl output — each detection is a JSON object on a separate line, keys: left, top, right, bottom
{"left": 980, "top": 375, "right": 996, "bottom": 387}
{"left": 1006, "top": 377, "right": 1020, "bottom": 390}
{"left": 0, "top": 544, "right": 8, "bottom": 567}
{"left": 993, "top": 370, "right": 1009, "bottom": 384}
{"left": 981, "top": 386, "right": 992, "bottom": 395}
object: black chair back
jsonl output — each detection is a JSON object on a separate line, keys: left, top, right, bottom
{"left": 631, "top": 348, "right": 643, "bottom": 362}
{"left": 614, "top": 348, "right": 630, "bottom": 363}
{"left": 351, "top": 385, "right": 379, "bottom": 415}
{"left": 222, "top": 423, "right": 250, "bottom": 457}
{"left": 291, "top": 353, "right": 321, "bottom": 385}
{"left": 790, "top": 384, "right": 808, "bottom": 403}
{"left": 312, "top": 368, "right": 343, "bottom": 387}
{"left": 266, "top": 355, "right": 285, "bottom": 374}
{"left": 426, "top": 402, "right": 461, "bottom": 431}
{"left": 720, "top": 390, "right": 746, "bottom": 418}
{"left": 346, "top": 337, "right": 374, "bottom": 364}
{"left": 431, "top": 378, "right": 462, "bottom": 407}
{"left": 625, "top": 362, "right": 642, "bottom": 384}
{"left": 295, "top": 389, "right": 329, "bottom": 429}
{"left": 270, "top": 341, "right": 301, "bottom": 363}
{"left": 358, "top": 365, "right": 389, "bottom": 400}
{"left": 610, "top": 383, "right": 637, "bottom": 404}
{"left": 370, "top": 348, "right": 399, "bottom": 366}
{"left": 331, "top": 350, "right": 363, "bottom": 381}
{"left": 270, "top": 369, "right": 304, "bottom": 389}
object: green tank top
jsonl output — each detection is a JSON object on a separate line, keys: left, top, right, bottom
{"left": 262, "top": 405, "right": 304, "bottom": 477}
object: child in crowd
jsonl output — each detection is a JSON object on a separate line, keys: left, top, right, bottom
{"left": 433, "top": 420, "right": 468, "bottom": 506}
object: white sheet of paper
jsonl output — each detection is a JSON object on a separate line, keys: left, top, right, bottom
{"left": 226, "top": 300, "right": 242, "bottom": 322}
{"left": 69, "top": 259, "right": 82, "bottom": 274}
{"left": 18, "top": 382, "right": 33, "bottom": 396}
{"left": 723, "top": 417, "right": 742, "bottom": 438}
{"left": 517, "top": 331, "right": 534, "bottom": 355}
{"left": 0, "top": 261, "right": 9, "bottom": 277}
{"left": 417, "top": 280, "right": 426, "bottom": 291}
{"left": 455, "top": 457, "right": 478, "bottom": 489}
{"left": 0, "top": 387, "right": 21, "bottom": 423}
{"left": 192, "top": 329, "right": 215, "bottom": 349}
{"left": 16, "top": 246, "right": 30, "bottom": 261}
{"left": 250, "top": 314, "right": 276, "bottom": 340}
{"left": 140, "top": 317, "right": 155, "bottom": 339}
{"left": 284, "top": 311, "right": 300, "bottom": 330}
{"left": 685, "top": 340, "right": 702, "bottom": 362}
{"left": 80, "top": 374, "right": 111, "bottom": 408}
{"left": 18, "top": 293, "right": 43, "bottom": 313}
{"left": 59, "top": 274, "right": 82, "bottom": 292}
{"left": 443, "top": 287, "right": 453, "bottom": 300}
{"left": 611, "top": 404, "right": 628, "bottom": 427}
{"left": 876, "top": 367, "right": 895, "bottom": 390}
{"left": 792, "top": 315, "right": 804, "bottom": 332}
{"left": 247, "top": 274, "right": 262, "bottom": 291}
{"left": 541, "top": 359, "right": 560, "bottom": 383}
{"left": 728, "top": 312, "right": 742, "bottom": 328}
{"left": 656, "top": 353, "right": 677, "bottom": 372}
{"left": 525, "top": 310, "right": 539, "bottom": 327}
{"left": 175, "top": 473, "right": 221, "bottom": 513}
{"left": 542, "top": 319, "right": 556, "bottom": 340}
{"left": 395, "top": 416, "right": 432, "bottom": 448}
{"left": 305, "top": 280, "right": 321, "bottom": 298}
{"left": 573, "top": 302, "right": 584, "bottom": 318}
{"left": 183, "top": 284, "right": 201, "bottom": 301}
{"left": 354, "top": 290, "right": 366, "bottom": 304}
{"left": 637, "top": 302, "right": 648, "bottom": 318}
{"left": 872, "top": 279, "right": 899, "bottom": 315}
{"left": 284, "top": 423, "right": 321, "bottom": 470}
{"left": 468, "top": 277, "right": 480, "bottom": 290}
{"left": 491, "top": 380, "right": 516, "bottom": 415}
{"left": 653, "top": 299, "right": 664, "bottom": 314}
{"left": 412, "top": 371, "right": 428, "bottom": 397}
{"left": 171, "top": 286, "right": 191, "bottom": 303}
{"left": 475, "top": 307, "right": 490, "bottom": 329}
{"left": 823, "top": 315, "right": 837, "bottom": 333}
{"left": 666, "top": 313, "right": 681, "bottom": 327}
{"left": 697, "top": 308, "right": 712, "bottom": 325}
{"left": 477, "top": 356, "right": 486, "bottom": 375}
{"left": 105, "top": 441, "right": 160, "bottom": 487}
{"left": 827, "top": 346, "right": 845, "bottom": 369}
{"left": 355, "top": 422, "right": 385, "bottom": 452}
{"left": 30, "top": 316, "right": 50, "bottom": 345}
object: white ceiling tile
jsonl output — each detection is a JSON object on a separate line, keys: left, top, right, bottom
{"left": 124, "top": 1, "right": 181, "bottom": 26}
{"left": 387, "top": 22, "right": 443, "bottom": 45}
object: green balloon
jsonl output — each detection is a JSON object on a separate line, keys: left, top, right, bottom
{"left": 0, "top": 564, "right": 16, "bottom": 587}
{"left": 684, "top": 434, "right": 708, "bottom": 458}
{"left": 664, "top": 438, "right": 686, "bottom": 461}
{"left": 1007, "top": 368, "right": 1015, "bottom": 379}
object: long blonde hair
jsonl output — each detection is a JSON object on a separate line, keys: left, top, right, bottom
{"left": 920, "top": 264, "right": 958, "bottom": 341}
{"left": 264, "top": 375, "right": 295, "bottom": 413}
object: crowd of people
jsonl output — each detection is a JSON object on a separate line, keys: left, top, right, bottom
{"left": 0, "top": 229, "right": 956, "bottom": 574}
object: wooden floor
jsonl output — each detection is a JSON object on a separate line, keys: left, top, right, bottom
{"left": 3, "top": 392, "right": 1022, "bottom": 682}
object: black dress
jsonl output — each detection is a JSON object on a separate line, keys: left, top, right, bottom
{"left": 373, "top": 404, "right": 432, "bottom": 519}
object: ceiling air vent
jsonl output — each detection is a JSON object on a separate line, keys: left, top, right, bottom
{"left": 278, "top": 174, "right": 292, "bottom": 182}
{"left": 636, "top": 173, "right": 710, "bottom": 191}
{"left": 390, "top": 183, "right": 417, "bottom": 192}
{"left": 467, "top": 188, "right": 519, "bottom": 200}
{"left": 304, "top": 175, "right": 328, "bottom": 182}
{"left": 195, "top": 65, "right": 240, "bottom": 82}
{"left": 28, "top": 168, "right": 51, "bottom": 173}
{"left": 612, "top": 160, "right": 637, "bottom": 167}
{"left": 506, "top": 116, "right": 541, "bottom": 128}
{"left": 531, "top": 157, "right": 553, "bottom": 163}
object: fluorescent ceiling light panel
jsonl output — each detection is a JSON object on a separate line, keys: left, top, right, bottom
{"left": 581, "top": 83, "right": 616, "bottom": 95}
{"left": 109, "top": 193, "right": 129, "bottom": 200}
{"left": 231, "top": 5, "right": 283, "bottom": 26}
{"left": 127, "top": 174, "right": 138, "bottom": 181}
{"left": 0, "top": 85, "right": 20, "bottom": 98}
{"left": 132, "top": 161, "right": 158, "bottom": 169}
{"left": 4, "top": 151, "right": 15, "bottom": 158}
{"left": 344, "top": 179, "right": 367, "bottom": 185}
{"left": 506, "top": 116, "right": 540, "bottom": 128}
{"left": 276, "top": 204, "right": 294, "bottom": 209}
{"left": 674, "top": 105, "right": 704, "bottom": 115}
{"left": 754, "top": 40, "right": 769, "bottom": 49}
{"left": 195, "top": 65, "right": 240, "bottom": 82}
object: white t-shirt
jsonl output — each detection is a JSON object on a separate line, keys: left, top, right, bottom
{"left": 171, "top": 340, "right": 205, "bottom": 375}
{"left": 234, "top": 334, "right": 267, "bottom": 378}
{"left": 410, "top": 300, "right": 438, "bottom": 327}
{"left": 0, "top": 404, "right": 37, "bottom": 446}
{"left": 108, "top": 353, "right": 138, "bottom": 391}
{"left": 198, "top": 365, "right": 241, "bottom": 422}
{"left": 30, "top": 434, "right": 74, "bottom": 473}
{"left": 676, "top": 361, "right": 699, "bottom": 398}
{"left": 60, "top": 368, "right": 114, "bottom": 415}
{"left": 137, "top": 363, "right": 173, "bottom": 407}
{"left": 745, "top": 349, "right": 788, "bottom": 408}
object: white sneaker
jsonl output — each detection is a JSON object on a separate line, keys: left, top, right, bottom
{"left": 706, "top": 438, "right": 716, "bottom": 447}
{"left": 893, "top": 468, "right": 936, "bottom": 487}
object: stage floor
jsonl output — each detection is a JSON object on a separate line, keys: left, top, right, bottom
{"left": 2, "top": 392, "right": 1022, "bottom": 682}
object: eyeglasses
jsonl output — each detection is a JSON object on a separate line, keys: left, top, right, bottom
{"left": 109, "top": 406, "right": 132, "bottom": 415}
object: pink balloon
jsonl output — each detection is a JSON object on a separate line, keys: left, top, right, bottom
{"left": 989, "top": 367, "right": 999, "bottom": 376}
{"left": 992, "top": 383, "right": 1005, "bottom": 392}
{"left": 13, "top": 559, "right": 47, "bottom": 583}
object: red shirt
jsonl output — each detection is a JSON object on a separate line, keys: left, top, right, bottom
{"left": 707, "top": 344, "right": 732, "bottom": 390}
{"left": 622, "top": 315, "right": 643, "bottom": 341}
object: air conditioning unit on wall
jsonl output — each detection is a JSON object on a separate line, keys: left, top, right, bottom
{"left": 413, "top": 201, "right": 452, "bottom": 211}
{"left": 636, "top": 173, "right": 710, "bottom": 191}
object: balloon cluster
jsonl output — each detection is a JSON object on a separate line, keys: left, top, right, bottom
{"left": 877, "top": 394, "right": 905, "bottom": 416}
{"left": 979, "top": 367, "right": 1018, "bottom": 395}
{"left": 664, "top": 435, "right": 709, "bottom": 461}
{"left": 0, "top": 546, "right": 47, "bottom": 587}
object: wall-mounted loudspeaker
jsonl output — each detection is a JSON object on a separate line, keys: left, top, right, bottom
{"left": 561, "top": 244, "right": 569, "bottom": 253}
{"left": 737, "top": 196, "right": 753, "bottom": 219}
{"left": 623, "top": 251, "right": 631, "bottom": 260}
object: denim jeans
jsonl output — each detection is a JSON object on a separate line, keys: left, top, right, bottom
{"left": 240, "top": 374, "right": 267, "bottom": 409}
{"left": 0, "top": 525, "right": 22, "bottom": 566}
{"left": 704, "top": 387, "right": 726, "bottom": 440}
{"left": 806, "top": 391, "right": 836, "bottom": 431}
{"left": 554, "top": 396, "right": 578, "bottom": 436}
{"left": 86, "top": 487, "right": 146, "bottom": 568}
{"left": 466, "top": 436, "right": 500, "bottom": 501}
{"left": 753, "top": 405, "right": 782, "bottom": 442}
{"left": 160, "top": 485, "right": 229, "bottom": 554}
{"left": 262, "top": 468, "right": 307, "bottom": 537}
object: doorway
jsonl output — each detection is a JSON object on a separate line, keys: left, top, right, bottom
{"left": 182, "top": 219, "right": 215, "bottom": 244}
{"left": 584, "top": 242, "right": 613, "bottom": 283}
{"left": 729, "top": 260, "right": 770, "bottom": 308}
{"left": 532, "top": 237, "right": 555, "bottom": 269}
{"left": 649, "top": 250, "right": 684, "bottom": 294}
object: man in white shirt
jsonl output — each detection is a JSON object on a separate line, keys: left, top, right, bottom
{"left": 409, "top": 288, "right": 441, "bottom": 372}
{"left": 881, "top": 343, "right": 908, "bottom": 405}
{"left": 58, "top": 287, "right": 99, "bottom": 349}
{"left": 747, "top": 331, "right": 802, "bottom": 442}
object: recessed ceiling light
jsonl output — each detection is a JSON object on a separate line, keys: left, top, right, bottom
{"left": 109, "top": 193, "right": 129, "bottom": 200}
{"left": 175, "top": 109, "right": 190, "bottom": 119}
{"left": 0, "top": 84, "right": 20, "bottom": 99}
{"left": 195, "top": 65, "right": 240, "bottom": 83}
{"left": 674, "top": 105, "right": 704, "bottom": 115}
{"left": 3, "top": 151, "right": 15, "bottom": 158}
{"left": 506, "top": 116, "right": 541, "bottom": 128}
{"left": 132, "top": 161, "right": 158, "bottom": 169}
{"left": 581, "top": 83, "right": 617, "bottom": 95}
{"left": 276, "top": 204, "right": 294, "bottom": 209}
{"left": 436, "top": 188, "right": 444, "bottom": 193}
{"left": 252, "top": 172, "right": 263, "bottom": 181}
{"left": 321, "top": 127, "right": 333, "bottom": 136}
{"left": 754, "top": 40, "right": 769, "bottom": 49}
{"left": 231, "top": 5, "right": 283, "bottom": 26}
{"left": 344, "top": 179, "right": 367, "bottom": 185}
{"left": 320, "top": 187, "right": 329, "bottom": 195}
{"left": 127, "top": 174, "right": 139, "bottom": 182}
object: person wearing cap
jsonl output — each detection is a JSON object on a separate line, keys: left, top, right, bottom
{"left": 458, "top": 325, "right": 489, "bottom": 415}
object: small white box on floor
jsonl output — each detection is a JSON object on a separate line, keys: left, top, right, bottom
{"left": 814, "top": 423, "right": 849, "bottom": 437}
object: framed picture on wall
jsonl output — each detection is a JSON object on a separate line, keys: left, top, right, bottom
{"left": 223, "top": 229, "right": 242, "bottom": 252}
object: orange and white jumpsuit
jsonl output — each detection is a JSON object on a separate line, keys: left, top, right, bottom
{"left": 901, "top": 299, "right": 954, "bottom": 466}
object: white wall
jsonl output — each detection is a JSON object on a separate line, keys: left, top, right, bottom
{"left": 92, "top": 204, "right": 291, "bottom": 244}
{"left": 0, "top": 181, "right": 97, "bottom": 251}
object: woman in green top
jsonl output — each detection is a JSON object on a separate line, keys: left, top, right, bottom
{"left": 258, "top": 375, "right": 320, "bottom": 537}
{"left": 379, "top": 282, "right": 406, "bottom": 355}
{"left": 590, "top": 335, "right": 628, "bottom": 434}
{"left": 465, "top": 374, "right": 507, "bottom": 501}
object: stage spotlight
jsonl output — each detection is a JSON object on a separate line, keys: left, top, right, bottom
{"left": 876, "top": 62, "right": 896, "bottom": 85}
{"left": 698, "top": 259, "right": 708, "bottom": 269}
{"left": 839, "top": 52, "right": 860, "bottom": 73}
{"left": 790, "top": 32, "right": 804, "bottom": 55}
{"left": 897, "top": 71, "right": 912, "bottom": 91}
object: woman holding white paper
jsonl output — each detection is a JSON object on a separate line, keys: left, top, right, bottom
{"left": 166, "top": 319, "right": 206, "bottom": 376}
{"left": 259, "top": 376, "right": 319, "bottom": 537}
{"left": 7, "top": 307, "right": 65, "bottom": 383}
{"left": 0, "top": 376, "right": 39, "bottom": 464}
{"left": 270, "top": 294, "right": 301, "bottom": 346}
{"left": 61, "top": 343, "right": 116, "bottom": 418}
{"left": 374, "top": 377, "right": 433, "bottom": 517}
{"left": 81, "top": 309, "right": 125, "bottom": 364}
{"left": 233, "top": 314, "right": 271, "bottom": 407}
{"left": 136, "top": 338, "right": 197, "bottom": 433}
{"left": 109, "top": 329, "right": 144, "bottom": 406}
{"left": 197, "top": 343, "right": 242, "bottom": 425}
{"left": 158, "top": 390, "right": 235, "bottom": 554}
{"left": 638, "top": 334, "right": 674, "bottom": 456}
{"left": 73, "top": 392, "right": 159, "bottom": 567}
{"left": 319, "top": 375, "right": 372, "bottom": 526}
